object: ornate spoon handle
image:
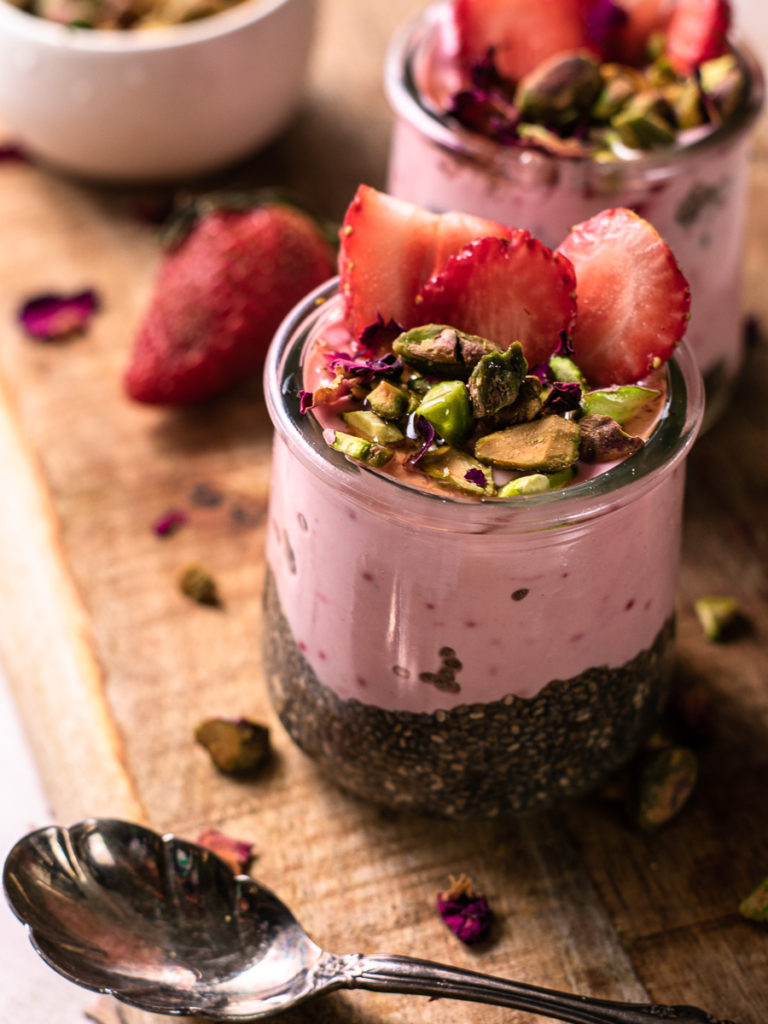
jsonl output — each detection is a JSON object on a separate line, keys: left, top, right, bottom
{"left": 340, "top": 953, "right": 735, "bottom": 1024}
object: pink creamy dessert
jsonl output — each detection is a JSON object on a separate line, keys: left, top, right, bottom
{"left": 262, "top": 279, "right": 703, "bottom": 817}
{"left": 384, "top": 0, "right": 764, "bottom": 423}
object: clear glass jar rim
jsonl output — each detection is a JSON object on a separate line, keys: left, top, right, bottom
{"left": 383, "top": 0, "right": 765, "bottom": 175}
{"left": 264, "top": 279, "right": 704, "bottom": 532}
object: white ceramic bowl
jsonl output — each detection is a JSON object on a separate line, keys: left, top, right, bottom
{"left": 0, "top": 0, "right": 316, "bottom": 182}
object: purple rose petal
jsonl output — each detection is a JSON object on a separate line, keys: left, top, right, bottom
{"left": 18, "top": 289, "right": 99, "bottom": 341}
{"left": 328, "top": 351, "right": 403, "bottom": 381}
{"left": 408, "top": 414, "right": 436, "bottom": 466}
{"left": 437, "top": 876, "right": 493, "bottom": 945}
{"left": 299, "top": 389, "right": 314, "bottom": 414}
{"left": 0, "top": 142, "right": 29, "bottom": 163}
{"left": 358, "top": 315, "right": 405, "bottom": 352}
{"left": 555, "top": 329, "right": 574, "bottom": 359}
{"left": 530, "top": 362, "right": 552, "bottom": 383}
{"left": 585, "top": 0, "right": 628, "bottom": 45}
{"left": 465, "top": 467, "right": 487, "bottom": 488}
{"left": 543, "top": 380, "right": 583, "bottom": 415}
{"left": 153, "top": 508, "right": 188, "bottom": 537}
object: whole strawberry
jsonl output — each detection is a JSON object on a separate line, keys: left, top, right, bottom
{"left": 125, "top": 202, "right": 335, "bottom": 404}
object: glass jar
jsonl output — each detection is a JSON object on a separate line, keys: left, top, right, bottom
{"left": 384, "top": 1, "right": 764, "bottom": 426}
{"left": 262, "top": 280, "right": 704, "bottom": 818}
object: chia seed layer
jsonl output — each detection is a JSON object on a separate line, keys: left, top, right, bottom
{"left": 262, "top": 568, "right": 675, "bottom": 817}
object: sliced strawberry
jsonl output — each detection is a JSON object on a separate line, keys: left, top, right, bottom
{"left": 610, "top": 0, "right": 675, "bottom": 65}
{"left": 338, "top": 185, "right": 512, "bottom": 339}
{"left": 666, "top": 0, "right": 731, "bottom": 74}
{"left": 556, "top": 208, "right": 690, "bottom": 387}
{"left": 453, "top": 0, "right": 594, "bottom": 82}
{"left": 416, "top": 232, "right": 577, "bottom": 367}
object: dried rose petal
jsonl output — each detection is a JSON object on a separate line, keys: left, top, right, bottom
{"left": 299, "top": 389, "right": 314, "bottom": 414}
{"left": 555, "top": 329, "right": 574, "bottom": 359}
{"left": 18, "top": 289, "right": 99, "bottom": 340}
{"left": 358, "top": 315, "right": 405, "bottom": 353}
{"left": 153, "top": 508, "right": 188, "bottom": 537}
{"left": 436, "top": 874, "right": 493, "bottom": 945}
{"left": 585, "top": 0, "right": 628, "bottom": 45}
{"left": 0, "top": 142, "right": 29, "bottom": 163}
{"left": 542, "top": 380, "right": 582, "bottom": 415}
{"left": 328, "top": 351, "right": 403, "bottom": 381}
{"left": 196, "top": 827, "right": 254, "bottom": 875}
{"left": 408, "top": 414, "right": 436, "bottom": 466}
{"left": 464, "top": 467, "right": 487, "bottom": 488}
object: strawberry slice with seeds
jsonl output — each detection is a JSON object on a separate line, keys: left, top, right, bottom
{"left": 611, "top": 0, "right": 675, "bottom": 65}
{"left": 454, "top": 0, "right": 594, "bottom": 82}
{"left": 556, "top": 208, "right": 690, "bottom": 387}
{"left": 416, "top": 232, "right": 577, "bottom": 367}
{"left": 666, "top": 0, "right": 731, "bottom": 74}
{"left": 338, "top": 185, "right": 512, "bottom": 339}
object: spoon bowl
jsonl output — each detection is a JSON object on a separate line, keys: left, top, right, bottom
{"left": 3, "top": 818, "right": 738, "bottom": 1024}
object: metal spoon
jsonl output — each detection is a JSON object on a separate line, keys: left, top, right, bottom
{"left": 3, "top": 818, "right": 734, "bottom": 1024}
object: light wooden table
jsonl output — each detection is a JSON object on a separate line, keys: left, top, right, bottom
{"left": 1, "top": 2, "right": 767, "bottom": 1022}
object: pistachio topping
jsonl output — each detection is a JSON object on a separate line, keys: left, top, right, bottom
{"left": 475, "top": 416, "right": 581, "bottom": 472}
{"left": 581, "top": 385, "right": 659, "bottom": 424}
{"left": 579, "top": 414, "right": 644, "bottom": 461}
{"left": 468, "top": 342, "right": 527, "bottom": 418}
{"left": 392, "top": 324, "right": 503, "bottom": 377}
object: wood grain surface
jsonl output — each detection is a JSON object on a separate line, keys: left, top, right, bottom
{"left": 0, "top": 2, "right": 767, "bottom": 1022}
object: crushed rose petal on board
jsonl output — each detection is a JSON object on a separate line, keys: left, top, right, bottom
{"left": 18, "top": 289, "right": 99, "bottom": 340}
{"left": 196, "top": 827, "right": 255, "bottom": 875}
{"left": 436, "top": 874, "right": 493, "bottom": 945}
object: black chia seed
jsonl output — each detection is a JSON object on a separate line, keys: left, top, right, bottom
{"left": 262, "top": 568, "right": 675, "bottom": 818}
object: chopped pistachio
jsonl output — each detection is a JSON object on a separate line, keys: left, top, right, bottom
{"left": 665, "top": 80, "right": 705, "bottom": 130}
{"left": 341, "top": 409, "right": 405, "bottom": 444}
{"left": 579, "top": 414, "right": 643, "bottom": 461}
{"left": 415, "top": 380, "right": 474, "bottom": 445}
{"left": 367, "top": 379, "right": 411, "bottom": 420}
{"left": 497, "top": 474, "right": 550, "bottom": 497}
{"left": 498, "top": 465, "right": 576, "bottom": 497}
{"left": 694, "top": 595, "right": 741, "bottom": 641}
{"left": 581, "top": 385, "right": 659, "bottom": 424}
{"left": 468, "top": 342, "right": 527, "bottom": 418}
{"left": 739, "top": 878, "right": 768, "bottom": 923}
{"left": 491, "top": 374, "right": 544, "bottom": 426}
{"left": 393, "top": 324, "right": 502, "bottom": 378}
{"left": 635, "top": 746, "right": 698, "bottom": 829}
{"left": 612, "top": 91, "right": 676, "bottom": 148}
{"left": 325, "top": 429, "right": 394, "bottom": 467}
{"left": 516, "top": 122, "right": 594, "bottom": 157}
{"left": 592, "top": 64, "right": 643, "bottom": 121}
{"left": 700, "top": 54, "right": 746, "bottom": 120}
{"left": 420, "top": 445, "right": 495, "bottom": 496}
{"left": 475, "top": 415, "right": 581, "bottom": 472}
{"left": 195, "top": 717, "right": 271, "bottom": 774}
{"left": 515, "top": 52, "right": 603, "bottom": 128}
{"left": 549, "top": 354, "right": 585, "bottom": 383}
{"left": 179, "top": 563, "right": 221, "bottom": 606}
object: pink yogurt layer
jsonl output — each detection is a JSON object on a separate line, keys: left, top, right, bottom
{"left": 384, "top": 1, "right": 764, "bottom": 412}
{"left": 264, "top": 291, "right": 700, "bottom": 715}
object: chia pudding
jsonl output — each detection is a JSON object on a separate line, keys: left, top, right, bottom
{"left": 384, "top": 0, "right": 764, "bottom": 424}
{"left": 262, "top": 268, "right": 704, "bottom": 817}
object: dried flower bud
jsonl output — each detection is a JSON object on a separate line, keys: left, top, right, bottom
{"left": 196, "top": 827, "right": 254, "bottom": 875}
{"left": 436, "top": 874, "right": 493, "bottom": 945}
{"left": 195, "top": 717, "right": 271, "bottom": 774}
{"left": 179, "top": 563, "right": 221, "bottom": 606}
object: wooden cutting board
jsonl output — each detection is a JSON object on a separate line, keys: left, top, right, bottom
{"left": 1, "top": 2, "right": 767, "bottom": 1022}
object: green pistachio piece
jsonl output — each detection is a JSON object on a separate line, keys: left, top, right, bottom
{"left": 468, "top": 342, "right": 527, "bottom": 418}
{"left": 516, "top": 122, "right": 595, "bottom": 156}
{"left": 475, "top": 415, "right": 580, "bottom": 472}
{"left": 581, "top": 385, "right": 659, "bottom": 424}
{"left": 739, "top": 878, "right": 768, "bottom": 923}
{"left": 325, "top": 429, "right": 394, "bottom": 467}
{"left": 592, "top": 64, "right": 642, "bottom": 121}
{"left": 699, "top": 54, "right": 746, "bottom": 120}
{"left": 665, "top": 80, "right": 705, "bottom": 130}
{"left": 693, "top": 595, "right": 741, "bottom": 641}
{"left": 393, "top": 325, "right": 502, "bottom": 378}
{"left": 497, "top": 465, "right": 576, "bottom": 497}
{"left": 194, "top": 717, "right": 271, "bottom": 774}
{"left": 549, "top": 355, "right": 585, "bottom": 383}
{"left": 491, "top": 375, "right": 544, "bottom": 426}
{"left": 367, "top": 379, "right": 411, "bottom": 420}
{"left": 341, "top": 409, "right": 405, "bottom": 444}
{"left": 415, "top": 380, "right": 474, "bottom": 445}
{"left": 635, "top": 747, "right": 698, "bottom": 830}
{"left": 420, "top": 445, "right": 495, "bottom": 497}
{"left": 612, "top": 91, "right": 676, "bottom": 148}
{"left": 579, "top": 414, "right": 643, "bottom": 461}
{"left": 515, "top": 52, "right": 603, "bottom": 127}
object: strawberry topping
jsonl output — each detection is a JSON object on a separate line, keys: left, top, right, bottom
{"left": 556, "top": 207, "right": 690, "bottom": 387}
{"left": 666, "top": 0, "right": 731, "bottom": 75}
{"left": 417, "top": 233, "right": 578, "bottom": 367}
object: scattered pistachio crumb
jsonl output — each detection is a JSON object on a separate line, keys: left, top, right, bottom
{"left": 195, "top": 717, "right": 271, "bottom": 774}
{"left": 179, "top": 563, "right": 221, "bottom": 606}
{"left": 694, "top": 595, "right": 741, "bottom": 641}
{"left": 635, "top": 746, "right": 698, "bottom": 830}
{"left": 739, "top": 878, "right": 768, "bottom": 923}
